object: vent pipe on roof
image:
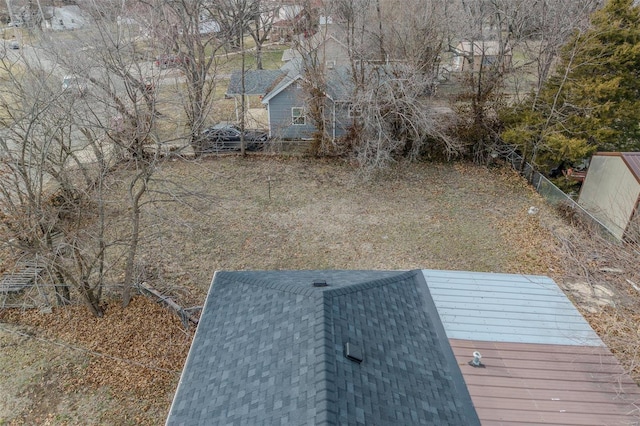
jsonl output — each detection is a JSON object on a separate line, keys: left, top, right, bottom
{"left": 313, "top": 279, "right": 328, "bottom": 287}
{"left": 469, "top": 351, "right": 485, "bottom": 368}
{"left": 345, "top": 342, "right": 363, "bottom": 363}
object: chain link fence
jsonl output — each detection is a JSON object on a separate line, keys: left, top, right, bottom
{"left": 502, "top": 149, "right": 616, "bottom": 239}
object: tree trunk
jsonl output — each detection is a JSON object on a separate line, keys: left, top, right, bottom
{"left": 122, "top": 174, "right": 146, "bottom": 308}
{"left": 256, "top": 43, "right": 263, "bottom": 70}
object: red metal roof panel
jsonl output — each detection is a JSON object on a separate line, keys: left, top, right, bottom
{"left": 621, "top": 152, "right": 640, "bottom": 184}
{"left": 452, "top": 339, "right": 640, "bottom": 425}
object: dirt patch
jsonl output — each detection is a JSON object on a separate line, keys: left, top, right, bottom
{"left": 563, "top": 281, "right": 616, "bottom": 313}
{"left": 1, "top": 156, "right": 638, "bottom": 424}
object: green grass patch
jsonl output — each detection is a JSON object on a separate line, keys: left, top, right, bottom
{"left": 216, "top": 47, "right": 286, "bottom": 74}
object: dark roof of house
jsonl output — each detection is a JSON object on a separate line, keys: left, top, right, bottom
{"left": 226, "top": 70, "right": 285, "bottom": 96}
{"left": 166, "top": 270, "right": 480, "bottom": 426}
{"left": 261, "top": 65, "right": 353, "bottom": 104}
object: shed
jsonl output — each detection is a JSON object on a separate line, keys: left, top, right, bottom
{"left": 166, "top": 269, "right": 640, "bottom": 425}
{"left": 578, "top": 152, "right": 640, "bottom": 241}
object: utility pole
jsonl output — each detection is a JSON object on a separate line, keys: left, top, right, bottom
{"left": 240, "top": 1, "right": 247, "bottom": 156}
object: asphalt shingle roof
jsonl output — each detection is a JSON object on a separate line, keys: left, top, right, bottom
{"left": 226, "top": 70, "right": 285, "bottom": 96}
{"left": 166, "top": 270, "right": 479, "bottom": 425}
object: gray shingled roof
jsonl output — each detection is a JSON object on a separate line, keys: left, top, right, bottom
{"left": 166, "top": 270, "right": 479, "bottom": 426}
{"left": 325, "top": 67, "right": 353, "bottom": 101}
{"left": 226, "top": 70, "right": 285, "bottom": 96}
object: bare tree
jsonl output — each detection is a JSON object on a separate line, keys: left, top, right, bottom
{"left": 330, "top": 0, "right": 373, "bottom": 86}
{"left": 320, "top": 0, "right": 456, "bottom": 165}
{"left": 520, "top": 0, "right": 600, "bottom": 105}
{"left": 0, "top": 0, "right": 174, "bottom": 312}
{"left": 156, "top": 0, "right": 224, "bottom": 155}
{"left": 245, "top": 0, "right": 279, "bottom": 70}
{"left": 210, "top": 0, "right": 273, "bottom": 154}
{"left": 438, "top": 0, "right": 601, "bottom": 163}
{"left": 0, "top": 49, "right": 116, "bottom": 316}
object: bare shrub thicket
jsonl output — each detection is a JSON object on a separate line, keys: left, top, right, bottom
{"left": 0, "top": 56, "right": 115, "bottom": 316}
{"left": 352, "top": 66, "right": 460, "bottom": 171}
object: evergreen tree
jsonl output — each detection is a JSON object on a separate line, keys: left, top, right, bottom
{"left": 502, "top": 0, "right": 640, "bottom": 169}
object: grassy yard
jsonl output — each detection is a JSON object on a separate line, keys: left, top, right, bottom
{"left": 1, "top": 157, "right": 639, "bottom": 424}
{"left": 216, "top": 46, "right": 286, "bottom": 74}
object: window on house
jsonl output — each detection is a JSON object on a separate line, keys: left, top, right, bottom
{"left": 292, "top": 107, "right": 306, "bottom": 125}
{"left": 348, "top": 104, "right": 362, "bottom": 118}
{"left": 482, "top": 55, "right": 498, "bottom": 66}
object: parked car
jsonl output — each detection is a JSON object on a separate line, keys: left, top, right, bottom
{"left": 9, "top": 40, "right": 19, "bottom": 50}
{"left": 155, "top": 54, "right": 189, "bottom": 69}
{"left": 199, "top": 123, "right": 269, "bottom": 153}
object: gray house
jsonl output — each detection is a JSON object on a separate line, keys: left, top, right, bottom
{"left": 166, "top": 269, "right": 640, "bottom": 425}
{"left": 226, "top": 30, "right": 354, "bottom": 140}
{"left": 261, "top": 66, "right": 353, "bottom": 140}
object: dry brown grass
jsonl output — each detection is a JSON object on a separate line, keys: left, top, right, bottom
{"left": 133, "top": 158, "right": 566, "bottom": 307}
{"left": 1, "top": 156, "right": 639, "bottom": 424}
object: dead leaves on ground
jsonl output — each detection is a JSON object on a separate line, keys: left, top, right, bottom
{"left": 2, "top": 296, "right": 193, "bottom": 403}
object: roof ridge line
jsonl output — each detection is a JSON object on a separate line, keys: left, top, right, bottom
{"left": 214, "top": 270, "right": 418, "bottom": 297}
{"left": 322, "top": 270, "right": 418, "bottom": 297}
{"left": 314, "top": 293, "right": 336, "bottom": 424}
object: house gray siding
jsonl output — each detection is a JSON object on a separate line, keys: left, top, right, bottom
{"left": 268, "top": 85, "right": 315, "bottom": 140}
{"left": 332, "top": 102, "right": 351, "bottom": 138}
{"left": 267, "top": 86, "right": 351, "bottom": 140}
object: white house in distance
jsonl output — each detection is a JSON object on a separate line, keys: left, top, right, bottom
{"left": 43, "top": 5, "right": 86, "bottom": 30}
{"left": 578, "top": 152, "right": 640, "bottom": 241}
{"left": 452, "top": 40, "right": 512, "bottom": 73}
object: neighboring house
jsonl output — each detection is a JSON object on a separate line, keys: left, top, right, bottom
{"left": 260, "top": 65, "right": 353, "bottom": 140}
{"left": 452, "top": 40, "right": 511, "bottom": 72}
{"left": 48, "top": 6, "right": 85, "bottom": 30}
{"left": 226, "top": 28, "right": 352, "bottom": 140}
{"left": 578, "top": 152, "right": 640, "bottom": 241}
{"left": 271, "top": 4, "right": 315, "bottom": 42}
{"left": 198, "top": 20, "right": 220, "bottom": 35}
{"left": 281, "top": 34, "right": 350, "bottom": 71}
{"left": 166, "top": 269, "right": 640, "bottom": 425}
